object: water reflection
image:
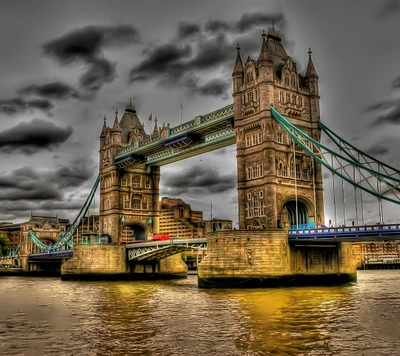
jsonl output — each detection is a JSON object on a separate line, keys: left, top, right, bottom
{"left": 0, "top": 271, "right": 399, "bottom": 355}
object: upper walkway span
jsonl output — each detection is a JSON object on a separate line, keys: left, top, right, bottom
{"left": 114, "top": 104, "right": 234, "bottom": 167}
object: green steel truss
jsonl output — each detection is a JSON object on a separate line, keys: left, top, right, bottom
{"left": 271, "top": 106, "right": 400, "bottom": 205}
{"left": 28, "top": 177, "right": 100, "bottom": 253}
{"left": 115, "top": 104, "right": 234, "bottom": 166}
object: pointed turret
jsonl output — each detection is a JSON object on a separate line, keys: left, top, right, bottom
{"left": 100, "top": 116, "right": 107, "bottom": 138}
{"left": 232, "top": 43, "right": 244, "bottom": 76}
{"left": 112, "top": 109, "right": 121, "bottom": 131}
{"left": 257, "top": 30, "right": 272, "bottom": 65}
{"left": 257, "top": 30, "right": 273, "bottom": 79}
{"left": 232, "top": 44, "right": 244, "bottom": 93}
{"left": 306, "top": 48, "right": 318, "bottom": 78}
{"left": 305, "top": 48, "right": 320, "bottom": 121}
{"left": 153, "top": 117, "right": 159, "bottom": 136}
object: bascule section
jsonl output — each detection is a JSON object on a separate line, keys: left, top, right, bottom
{"left": 232, "top": 24, "right": 324, "bottom": 230}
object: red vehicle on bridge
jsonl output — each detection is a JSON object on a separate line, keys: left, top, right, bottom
{"left": 151, "top": 234, "right": 170, "bottom": 241}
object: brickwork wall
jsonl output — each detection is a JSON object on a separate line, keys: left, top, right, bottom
{"left": 198, "top": 230, "right": 291, "bottom": 279}
{"left": 61, "top": 245, "right": 128, "bottom": 276}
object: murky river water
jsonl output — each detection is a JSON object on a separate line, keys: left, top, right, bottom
{"left": 0, "top": 270, "right": 399, "bottom": 356}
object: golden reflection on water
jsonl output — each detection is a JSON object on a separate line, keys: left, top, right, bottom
{"left": 0, "top": 272, "right": 399, "bottom": 355}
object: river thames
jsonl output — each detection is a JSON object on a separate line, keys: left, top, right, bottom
{"left": 0, "top": 270, "right": 399, "bottom": 356}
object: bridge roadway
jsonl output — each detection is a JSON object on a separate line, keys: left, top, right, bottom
{"left": 27, "top": 224, "right": 400, "bottom": 262}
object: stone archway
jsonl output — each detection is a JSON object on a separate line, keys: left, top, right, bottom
{"left": 120, "top": 223, "right": 147, "bottom": 243}
{"left": 281, "top": 199, "right": 314, "bottom": 229}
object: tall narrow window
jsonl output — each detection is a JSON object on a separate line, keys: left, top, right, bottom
{"left": 132, "top": 176, "right": 140, "bottom": 188}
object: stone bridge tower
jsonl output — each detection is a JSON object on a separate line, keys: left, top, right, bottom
{"left": 99, "top": 102, "right": 160, "bottom": 243}
{"left": 233, "top": 24, "right": 324, "bottom": 230}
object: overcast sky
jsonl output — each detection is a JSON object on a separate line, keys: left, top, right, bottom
{"left": 1, "top": 0, "right": 400, "bottom": 226}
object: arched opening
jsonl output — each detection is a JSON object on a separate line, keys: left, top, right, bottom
{"left": 283, "top": 200, "right": 313, "bottom": 230}
{"left": 121, "top": 223, "right": 147, "bottom": 243}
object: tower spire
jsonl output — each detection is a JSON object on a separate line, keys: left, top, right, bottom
{"left": 257, "top": 30, "right": 272, "bottom": 65}
{"left": 232, "top": 43, "right": 244, "bottom": 76}
{"left": 100, "top": 115, "right": 107, "bottom": 138}
{"left": 306, "top": 48, "right": 318, "bottom": 77}
{"left": 112, "top": 109, "right": 121, "bottom": 131}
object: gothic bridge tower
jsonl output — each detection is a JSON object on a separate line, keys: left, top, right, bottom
{"left": 99, "top": 102, "right": 160, "bottom": 243}
{"left": 233, "top": 24, "right": 324, "bottom": 230}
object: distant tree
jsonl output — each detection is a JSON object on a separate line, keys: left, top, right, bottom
{"left": 0, "top": 234, "right": 11, "bottom": 256}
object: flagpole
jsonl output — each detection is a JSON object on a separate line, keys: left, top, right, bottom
{"left": 180, "top": 104, "right": 183, "bottom": 124}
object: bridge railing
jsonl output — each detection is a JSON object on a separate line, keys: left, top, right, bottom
{"left": 289, "top": 223, "right": 400, "bottom": 237}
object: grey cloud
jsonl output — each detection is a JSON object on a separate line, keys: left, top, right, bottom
{"left": 0, "top": 167, "right": 61, "bottom": 201}
{"left": 370, "top": 105, "right": 400, "bottom": 126}
{"left": 0, "top": 118, "right": 73, "bottom": 154}
{"left": 204, "top": 12, "right": 285, "bottom": 33}
{"left": 42, "top": 24, "right": 140, "bottom": 64}
{"left": 365, "top": 144, "right": 389, "bottom": 157}
{"left": 178, "top": 22, "right": 201, "bottom": 39}
{"left": 0, "top": 157, "right": 96, "bottom": 205}
{"left": 0, "top": 97, "right": 54, "bottom": 115}
{"left": 162, "top": 165, "right": 236, "bottom": 196}
{"left": 129, "top": 12, "right": 286, "bottom": 88}
{"left": 51, "top": 157, "right": 96, "bottom": 189}
{"left": 79, "top": 58, "right": 116, "bottom": 92}
{"left": 364, "top": 100, "right": 395, "bottom": 112}
{"left": 183, "top": 74, "right": 230, "bottom": 98}
{"left": 378, "top": 0, "right": 400, "bottom": 18}
{"left": 42, "top": 25, "right": 140, "bottom": 93}
{"left": 17, "top": 81, "right": 80, "bottom": 100}
{"left": 130, "top": 43, "right": 192, "bottom": 83}
{"left": 392, "top": 76, "right": 400, "bottom": 89}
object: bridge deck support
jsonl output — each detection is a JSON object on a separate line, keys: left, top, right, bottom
{"left": 198, "top": 230, "right": 357, "bottom": 288}
{"left": 61, "top": 244, "right": 187, "bottom": 280}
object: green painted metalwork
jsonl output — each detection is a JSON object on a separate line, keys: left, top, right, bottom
{"left": 271, "top": 106, "right": 400, "bottom": 205}
{"left": 114, "top": 104, "right": 234, "bottom": 163}
{"left": 147, "top": 127, "right": 235, "bottom": 166}
{"left": 28, "top": 176, "right": 100, "bottom": 253}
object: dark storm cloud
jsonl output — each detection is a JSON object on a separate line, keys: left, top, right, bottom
{"left": 42, "top": 24, "right": 140, "bottom": 64}
{"left": 130, "top": 43, "right": 192, "bottom": 83}
{"left": 392, "top": 76, "right": 400, "bottom": 89}
{"left": 183, "top": 75, "right": 230, "bottom": 98}
{"left": 205, "top": 12, "right": 285, "bottom": 33}
{"left": 378, "top": 0, "right": 400, "bottom": 18}
{"left": 178, "top": 22, "right": 201, "bottom": 39}
{"left": 370, "top": 105, "right": 400, "bottom": 126}
{"left": 17, "top": 81, "right": 80, "bottom": 100}
{"left": 0, "top": 119, "right": 73, "bottom": 154}
{"left": 364, "top": 99, "right": 395, "bottom": 112}
{"left": 162, "top": 165, "right": 235, "bottom": 195}
{"left": 129, "top": 11, "right": 286, "bottom": 95}
{"left": 43, "top": 24, "right": 140, "bottom": 93}
{"left": 0, "top": 167, "right": 61, "bottom": 200}
{"left": 0, "top": 97, "right": 54, "bottom": 115}
{"left": 365, "top": 144, "right": 389, "bottom": 157}
{"left": 79, "top": 58, "right": 116, "bottom": 92}
{"left": 51, "top": 157, "right": 96, "bottom": 189}
{"left": 186, "top": 33, "right": 230, "bottom": 70}
{"left": 0, "top": 157, "right": 96, "bottom": 204}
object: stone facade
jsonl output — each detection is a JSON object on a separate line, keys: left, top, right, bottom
{"left": 232, "top": 24, "right": 324, "bottom": 230}
{"left": 99, "top": 103, "right": 161, "bottom": 243}
{"left": 198, "top": 231, "right": 357, "bottom": 288}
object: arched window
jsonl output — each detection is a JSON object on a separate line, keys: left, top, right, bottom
{"left": 285, "top": 75, "right": 289, "bottom": 85}
{"left": 291, "top": 75, "right": 296, "bottom": 87}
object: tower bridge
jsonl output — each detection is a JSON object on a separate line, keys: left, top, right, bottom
{"left": 18, "top": 23, "right": 400, "bottom": 287}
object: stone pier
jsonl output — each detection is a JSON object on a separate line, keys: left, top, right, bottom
{"left": 198, "top": 230, "right": 357, "bottom": 288}
{"left": 61, "top": 245, "right": 187, "bottom": 280}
